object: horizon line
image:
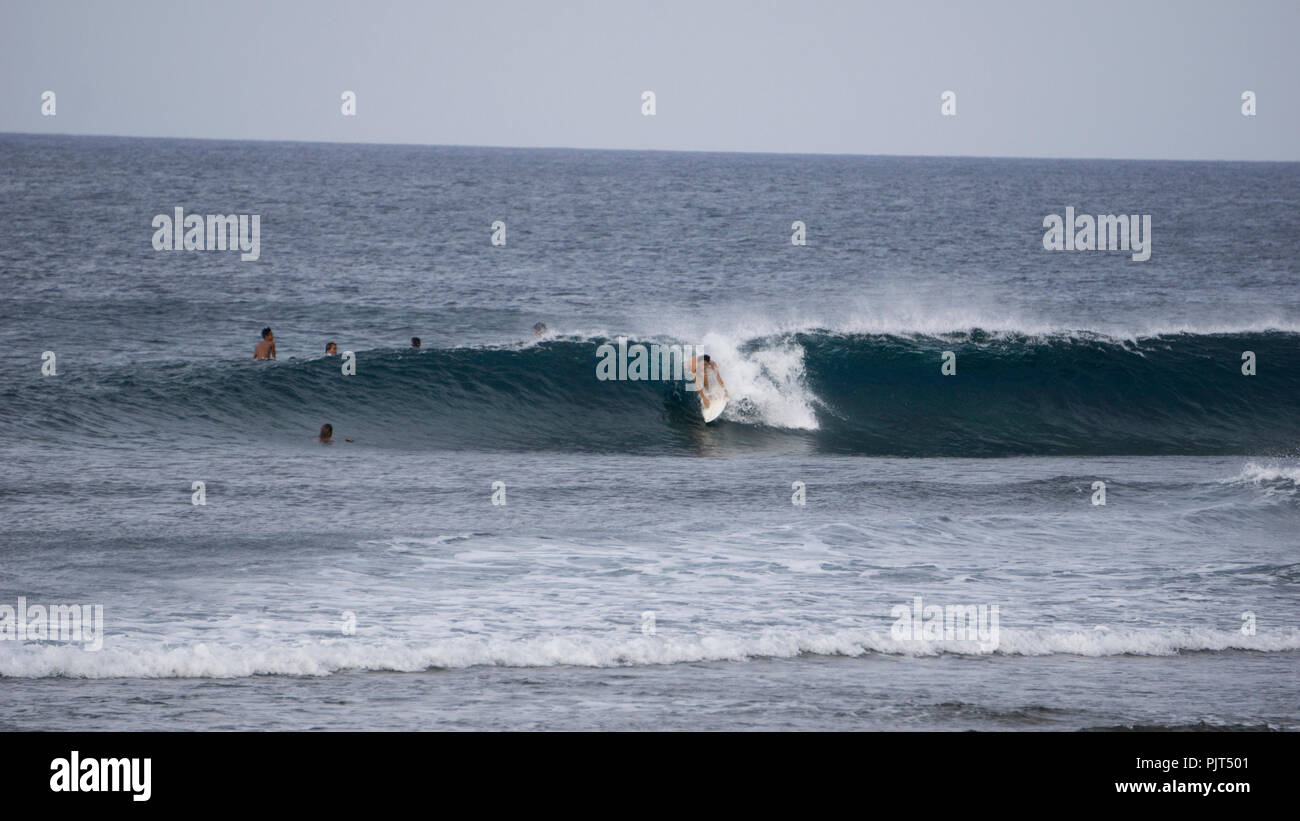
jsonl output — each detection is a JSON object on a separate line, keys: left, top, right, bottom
{"left": 3, "top": 130, "right": 1296, "bottom": 165}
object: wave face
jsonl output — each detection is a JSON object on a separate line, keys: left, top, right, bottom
{"left": 798, "top": 330, "right": 1300, "bottom": 455}
{"left": 12, "top": 330, "right": 1300, "bottom": 455}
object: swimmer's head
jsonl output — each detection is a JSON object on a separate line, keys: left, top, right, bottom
{"left": 411, "top": 337, "right": 421, "bottom": 348}
{"left": 325, "top": 342, "right": 337, "bottom": 355}
{"left": 262, "top": 327, "right": 273, "bottom": 340}
{"left": 533, "top": 322, "right": 547, "bottom": 337}
{"left": 319, "top": 423, "right": 333, "bottom": 441}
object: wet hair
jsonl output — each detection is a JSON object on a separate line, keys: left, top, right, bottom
{"left": 326, "top": 341, "right": 336, "bottom": 352}
{"left": 411, "top": 337, "right": 421, "bottom": 348}
{"left": 320, "top": 423, "right": 333, "bottom": 438}
{"left": 533, "top": 322, "right": 547, "bottom": 335}
{"left": 702, "top": 354, "right": 711, "bottom": 362}
{"left": 262, "top": 327, "right": 273, "bottom": 339}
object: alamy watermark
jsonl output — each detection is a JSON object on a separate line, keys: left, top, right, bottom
{"left": 50, "top": 751, "right": 150, "bottom": 801}
{"left": 0, "top": 597, "right": 103, "bottom": 651}
{"left": 152, "top": 207, "right": 260, "bottom": 261}
{"left": 1043, "top": 207, "right": 1150, "bottom": 261}
{"left": 595, "top": 337, "right": 701, "bottom": 390}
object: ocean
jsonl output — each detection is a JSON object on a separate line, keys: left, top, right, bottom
{"left": 1, "top": 133, "right": 1297, "bottom": 730}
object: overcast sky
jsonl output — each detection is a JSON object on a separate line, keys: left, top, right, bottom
{"left": 2, "top": 0, "right": 1296, "bottom": 160}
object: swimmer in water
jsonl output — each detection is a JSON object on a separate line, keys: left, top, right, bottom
{"left": 253, "top": 327, "right": 276, "bottom": 360}
{"left": 317, "top": 424, "right": 352, "bottom": 443}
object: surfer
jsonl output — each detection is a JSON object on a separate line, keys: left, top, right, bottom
{"left": 254, "top": 327, "right": 276, "bottom": 360}
{"left": 411, "top": 337, "right": 421, "bottom": 349}
{"left": 325, "top": 341, "right": 338, "bottom": 355}
{"left": 686, "top": 354, "right": 728, "bottom": 409}
{"left": 533, "top": 322, "right": 548, "bottom": 337}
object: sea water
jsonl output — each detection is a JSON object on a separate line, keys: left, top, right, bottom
{"left": 1, "top": 135, "right": 1297, "bottom": 729}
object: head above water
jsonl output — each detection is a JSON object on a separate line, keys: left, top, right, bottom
{"left": 325, "top": 341, "right": 337, "bottom": 355}
{"left": 533, "top": 322, "right": 547, "bottom": 336}
{"left": 319, "top": 423, "right": 333, "bottom": 441}
{"left": 261, "top": 327, "right": 273, "bottom": 340}
{"left": 411, "top": 337, "right": 421, "bottom": 348}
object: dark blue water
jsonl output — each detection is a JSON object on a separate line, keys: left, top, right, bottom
{"left": 1, "top": 134, "right": 1297, "bottom": 730}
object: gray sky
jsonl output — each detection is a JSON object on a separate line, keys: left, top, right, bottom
{"left": 2, "top": 0, "right": 1296, "bottom": 160}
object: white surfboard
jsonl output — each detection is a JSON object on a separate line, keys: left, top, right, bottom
{"left": 698, "top": 380, "right": 727, "bottom": 423}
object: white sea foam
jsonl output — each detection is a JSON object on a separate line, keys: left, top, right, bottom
{"left": 3, "top": 627, "right": 1296, "bottom": 679}
{"left": 1229, "top": 462, "right": 1300, "bottom": 485}
{"left": 695, "top": 330, "right": 819, "bottom": 430}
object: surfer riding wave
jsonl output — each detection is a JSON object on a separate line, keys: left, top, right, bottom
{"left": 687, "top": 354, "right": 729, "bottom": 410}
